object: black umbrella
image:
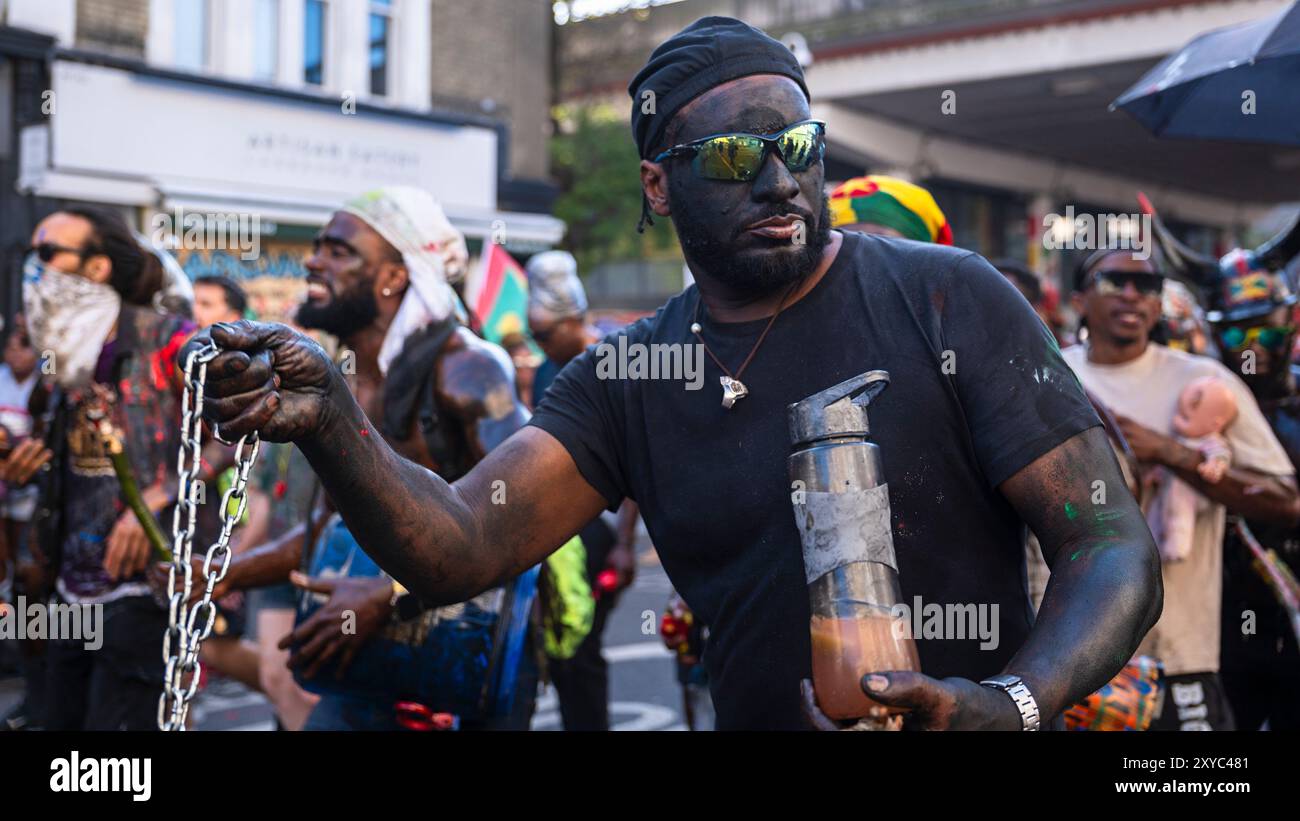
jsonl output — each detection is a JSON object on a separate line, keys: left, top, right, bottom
{"left": 1111, "top": 1, "right": 1300, "bottom": 145}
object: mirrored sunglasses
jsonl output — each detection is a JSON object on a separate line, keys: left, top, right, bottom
{"left": 653, "top": 120, "right": 826, "bottom": 182}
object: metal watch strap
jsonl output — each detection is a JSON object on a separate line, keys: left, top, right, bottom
{"left": 979, "top": 674, "right": 1041, "bottom": 731}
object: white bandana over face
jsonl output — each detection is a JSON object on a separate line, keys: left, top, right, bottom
{"left": 341, "top": 186, "right": 470, "bottom": 376}
{"left": 22, "top": 255, "right": 121, "bottom": 388}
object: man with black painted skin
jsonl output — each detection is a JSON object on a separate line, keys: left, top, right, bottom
{"left": 185, "top": 17, "right": 1162, "bottom": 730}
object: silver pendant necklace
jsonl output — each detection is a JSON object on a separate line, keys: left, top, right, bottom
{"left": 689, "top": 279, "right": 802, "bottom": 409}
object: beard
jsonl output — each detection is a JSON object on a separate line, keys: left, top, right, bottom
{"left": 296, "top": 280, "right": 379, "bottom": 339}
{"left": 669, "top": 180, "right": 832, "bottom": 298}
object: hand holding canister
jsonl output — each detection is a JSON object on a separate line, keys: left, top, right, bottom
{"left": 788, "top": 371, "right": 920, "bottom": 729}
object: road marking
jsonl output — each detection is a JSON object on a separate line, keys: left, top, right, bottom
{"left": 603, "top": 642, "right": 672, "bottom": 663}
{"left": 609, "top": 701, "right": 679, "bottom": 731}
{"left": 231, "top": 719, "right": 276, "bottom": 731}
{"left": 531, "top": 700, "right": 680, "bottom": 731}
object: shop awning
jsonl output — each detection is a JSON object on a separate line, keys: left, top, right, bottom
{"left": 158, "top": 189, "right": 565, "bottom": 247}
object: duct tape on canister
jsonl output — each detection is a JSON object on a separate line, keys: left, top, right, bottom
{"left": 795, "top": 484, "right": 897, "bottom": 584}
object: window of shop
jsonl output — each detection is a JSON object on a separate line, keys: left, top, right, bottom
{"left": 924, "top": 179, "right": 1029, "bottom": 262}
{"left": 253, "top": 0, "right": 280, "bottom": 81}
{"left": 304, "top": 0, "right": 327, "bottom": 86}
{"left": 174, "top": 0, "right": 210, "bottom": 72}
{"left": 369, "top": 0, "right": 394, "bottom": 97}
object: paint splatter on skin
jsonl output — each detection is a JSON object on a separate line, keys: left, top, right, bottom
{"left": 1089, "top": 510, "right": 1122, "bottom": 538}
{"left": 1069, "top": 540, "right": 1124, "bottom": 563}
{"left": 988, "top": 420, "right": 1161, "bottom": 723}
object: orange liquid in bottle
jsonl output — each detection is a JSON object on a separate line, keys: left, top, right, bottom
{"left": 809, "top": 613, "right": 921, "bottom": 720}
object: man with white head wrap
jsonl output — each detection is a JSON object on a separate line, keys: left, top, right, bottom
{"left": 527, "top": 250, "right": 588, "bottom": 317}
{"left": 525, "top": 249, "right": 640, "bottom": 731}
{"left": 211, "top": 186, "right": 539, "bottom": 729}
{"left": 339, "top": 185, "right": 471, "bottom": 375}
{"left": 526, "top": 250, "right": 592, "bottom": 409}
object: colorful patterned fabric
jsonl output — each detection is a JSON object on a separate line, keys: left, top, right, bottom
{"left": 1064, "top": 655, "right": 1165, "bottom": 731}
{"left": 829, "top": 175, "right": 953, "bottom": 245}
{"left": 1213, "top": 248, "right": 1297, "bottom": 322}
{"left": 46, "top": 306, "right": 194, "bottom": 603}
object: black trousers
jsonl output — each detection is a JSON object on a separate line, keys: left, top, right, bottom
{"left": 1220, "top": 603, "right": 1300, "bottom": 731}
{"left": 549, "top": 592, "right": 614, "bottom": 731}
{"left": 44, "top": 595, "right": 168, "bottom": 731}
{"left": 1221, "top": 648, "right": 1300, "bottom": 731}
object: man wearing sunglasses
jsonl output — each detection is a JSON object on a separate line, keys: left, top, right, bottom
{"left": 525, "top": 250, "right": 640, "bottom": 731}
{"left": 1063, "top": 249, "right": 1297, "bottom": 730}
{"left": 185, "top": 16, "right": 1162, "bottom": 731}
{"left": 201, "top": 186, "right": 548, "bottom": 730}
{"left": 20, "top": 206, "right": 192, "bottom": 730}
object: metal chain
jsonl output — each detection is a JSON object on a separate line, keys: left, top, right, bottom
{"left": 158, "top": 342, "right": 261, "bottom": 731}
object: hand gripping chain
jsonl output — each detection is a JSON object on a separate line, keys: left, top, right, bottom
{"left": 158, "top": 342, "right": 261, "bottom": 730}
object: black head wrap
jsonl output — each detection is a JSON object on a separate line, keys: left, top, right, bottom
{"left": 628, "top": 16, "right": 810, "bottom": 231}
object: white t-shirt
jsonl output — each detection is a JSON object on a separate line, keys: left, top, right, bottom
{"left": 0, "top": 364, "right": 37, "bottom": 521}
{"left": 1061, "top": 343, "right": 1294, "bottom": 675}
{"left": 0, "top": 364, "right": 34, "bottom": 439}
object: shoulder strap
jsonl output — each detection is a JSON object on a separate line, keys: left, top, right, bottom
{"left": 416, "top": 327, "right": 466, "bottom": 480}
{"left": 380, "top": 317, "right": 466, "bottom": 477}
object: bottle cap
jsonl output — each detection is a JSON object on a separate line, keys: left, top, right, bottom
{"left": 787, "top": 370, "right": 889, "bottom": 447}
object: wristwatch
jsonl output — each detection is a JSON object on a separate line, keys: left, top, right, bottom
{"left": 979, "top": 674, "right": 1041, "bottom": 731}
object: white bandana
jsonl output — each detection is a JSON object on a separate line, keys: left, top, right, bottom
{"left": 23, "top": 256, "right": 121, "bottom": 388}
{"left": 342, "top": 187, "right": 469, "bottom": 375}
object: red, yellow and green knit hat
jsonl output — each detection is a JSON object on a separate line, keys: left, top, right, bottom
{"left": 829, "top": 175, "right": 953, "bottom": 245}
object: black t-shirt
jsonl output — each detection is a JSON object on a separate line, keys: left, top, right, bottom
{"left": 529, "top": 231, "right": 1100, "bottom": 729}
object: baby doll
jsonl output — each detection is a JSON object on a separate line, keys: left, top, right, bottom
{"left": 1146, "top": 376, "right": 1238, "bottom": 563}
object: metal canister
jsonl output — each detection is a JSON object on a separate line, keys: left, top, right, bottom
{"left": 788, "top": 370, "right": 919, "bottom": 724}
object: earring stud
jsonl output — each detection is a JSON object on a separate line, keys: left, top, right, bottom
{"left": 382, "top": 287, "right": 392, "bottom": 297}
